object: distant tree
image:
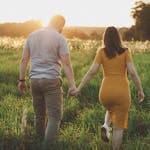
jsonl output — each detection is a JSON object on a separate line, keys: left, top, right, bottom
{"left": 90, "top": 32, "right": 101, "bottom": 40}
{"left": 62, "top": 28, "right": 89, "bottom": 39}
{"left": 118, "top": 27, "right": 130, "bottom": 41}
{"left": 76, "top": 31, "right": 89, "bottom": 40}
{"left": 62, "top": 28, "right": 76, "bottom": 39}
{"left": 123, "top": 26, "right": 135, "bottom": 41}
{"left": 0, "top": 20, "right": 42, "bottom": 37}
{"left": 131, "top": 1, "right": 150, "bottom": 40}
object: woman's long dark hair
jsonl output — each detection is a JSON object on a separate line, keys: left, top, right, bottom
{"left": 103, "top": 26, "right": 127, "bottom": 59}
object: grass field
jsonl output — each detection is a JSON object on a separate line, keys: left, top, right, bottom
{"left": 0, "top": 37, "right": 150, "bottom": 150}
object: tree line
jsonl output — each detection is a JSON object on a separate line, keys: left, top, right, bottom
{"left": 0, "top": 20, "right": 42, "bottom": 37}
{"left": 124, "top": 0, "right": 150, "bottom": 41}
{"left": 0, "top": 1, "right": 149, "bottom": 41}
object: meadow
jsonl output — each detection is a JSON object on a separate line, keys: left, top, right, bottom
{"left": 0, "top": 37, "right": 150, "bottom": 150}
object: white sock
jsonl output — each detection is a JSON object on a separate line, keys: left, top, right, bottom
{"left": 103, "top": 123, "right": 109, "bottom": 128}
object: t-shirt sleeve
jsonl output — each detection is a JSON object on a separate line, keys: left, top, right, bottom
{"left": 125, "top": 49, "right": 133, "bottom": 63}
{"left": 24, "top": 37, "right": 30, "bottom": 50}
{"left": 59, "top": 36, "right": 69, "bottom": 56}
{"left": 93, "top": 49, "right": 102, "bottom": 64}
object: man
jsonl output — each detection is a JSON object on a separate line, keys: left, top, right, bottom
{"left": 18, "top": 15, "right": 76, "bottom": 148}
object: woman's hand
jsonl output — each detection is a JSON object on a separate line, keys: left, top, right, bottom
{"left": 138, "top": 90, "right": 145, "bottom": 102}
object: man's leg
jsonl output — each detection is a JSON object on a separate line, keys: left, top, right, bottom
{"left": 30, "top": 79, "right": 46, "bottom": 139}
{"left": 112, "top": 126, "right": 124, "bottom": 150}
{"left": 42, "top": 79, "right": 63, "bottom": 148}
{"left": 44, "top": 93, "right": 62, "bottom": 147}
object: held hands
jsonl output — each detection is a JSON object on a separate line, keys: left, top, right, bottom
{"left": 68, "top": 86, "right": 80, "bottom": 97}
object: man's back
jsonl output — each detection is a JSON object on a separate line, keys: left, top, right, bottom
{"left": 25, "top": 27, "right": 69, "bottom": 79}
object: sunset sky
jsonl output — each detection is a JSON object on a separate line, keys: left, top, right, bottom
{"left": 0, "top": 0, "right": 149, "bottom": 27}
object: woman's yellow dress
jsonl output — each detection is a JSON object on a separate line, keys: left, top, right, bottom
{"left": 94, "top": 49, "right": 133, "bottom": 128}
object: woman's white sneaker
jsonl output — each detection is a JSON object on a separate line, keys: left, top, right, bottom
{"left": 101, "top": 124, "right": 112, "bottom": 142}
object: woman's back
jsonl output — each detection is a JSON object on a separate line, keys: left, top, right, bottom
{"left": 96, "top": 49, "right": 132, "bottom": 78}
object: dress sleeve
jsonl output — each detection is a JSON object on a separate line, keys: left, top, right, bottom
{"left": 125, "top": 49, "right": 133, "bottom": 63}
{"left": 93, "top": 49, "right": 102, "bottom": 64}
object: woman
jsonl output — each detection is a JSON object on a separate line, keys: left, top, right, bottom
{"left": 71, "top": 27, "right": 144, "bottom": 150}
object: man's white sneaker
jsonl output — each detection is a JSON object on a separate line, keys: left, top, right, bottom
{"left": 101, "top": 125, "right": 112, "bottom": 142}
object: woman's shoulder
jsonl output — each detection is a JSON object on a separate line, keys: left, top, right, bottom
{"left": 124, "top": 48, "right": 132, "bottom": 54}
{"left": 96, "top": 47, "right": 105, "bottom": 54}
{"left": 124, "top": 47, "right": 129, "bottom": 51}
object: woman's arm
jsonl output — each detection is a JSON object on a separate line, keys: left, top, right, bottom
{"left": 127, "top": 62, "right": 144, "bottom": 102}
{"left": 77, "top": 63, "right": 100, "bottom": 92}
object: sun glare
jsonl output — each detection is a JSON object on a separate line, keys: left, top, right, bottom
{"left": 42, "top": 18, "right": 49, "bottom": 27}
{"left": 0, "top": 0, "right": 135, "bottom": 27}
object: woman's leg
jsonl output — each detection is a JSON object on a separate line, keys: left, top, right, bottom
{"left": 104, "top": 110, "right": 111, "bottom": 127}
{"left": 101, "top": 110, "right": 112, "bottom": 142}
{"left": 112, "top": 126, "right": 124, "bottom": 150}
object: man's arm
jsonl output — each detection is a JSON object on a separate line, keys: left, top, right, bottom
{"left": 60, "top": 54, "right": 76, "bottom": 94}
{"left": 18, "top": 48, "right": 30, "bottom": 93}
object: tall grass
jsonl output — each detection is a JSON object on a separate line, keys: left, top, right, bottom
{"left": 0, "top": 37, "right": 149, "bottom": 150}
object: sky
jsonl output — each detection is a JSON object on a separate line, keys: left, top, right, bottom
{"left": 0, "top": 0, "right": 149, "bottom": 27}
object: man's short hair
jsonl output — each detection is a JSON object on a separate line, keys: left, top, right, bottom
{"left": 49, "top": 15, "right": 65, "bottom": 27}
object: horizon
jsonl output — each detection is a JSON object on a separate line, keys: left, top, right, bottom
{"left": 0, "top": 20, "right": 131, "bottom": 28}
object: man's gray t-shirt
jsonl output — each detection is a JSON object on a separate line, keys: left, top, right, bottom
{"left": 24, "top": 27, "right": 69, "bottom": 79}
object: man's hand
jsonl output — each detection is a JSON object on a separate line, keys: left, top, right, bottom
{"left": 18, "top": 81, "right": 27, "bottom": 93}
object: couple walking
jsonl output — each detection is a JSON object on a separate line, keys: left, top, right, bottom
{"left": 18, "top": 15, "right": 144, "bottom": 150}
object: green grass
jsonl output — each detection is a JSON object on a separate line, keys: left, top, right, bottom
{"left": 0, "top": 38, "right": 150, "bottom": 150}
